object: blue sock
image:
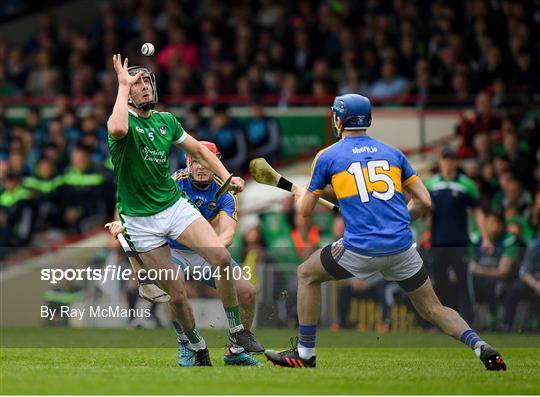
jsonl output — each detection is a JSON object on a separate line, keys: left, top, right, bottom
{"left": 460, "top": 329, "right": 485, "bottom": 349}
{"left": 298, "top": 324, "right": 317, "bottom": 349}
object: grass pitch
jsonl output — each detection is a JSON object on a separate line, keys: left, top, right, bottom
{"left": 1, "top": 327, "right": 539, "bottom": 394}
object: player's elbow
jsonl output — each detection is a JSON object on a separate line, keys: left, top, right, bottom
{"left": 420, "top": 195, "right": 432, "bottom": 212}
{"left": 107, "top": 121, "right": 128, "bottom": 139}
{"left": 109, "top": 130, "right": 127, "bottom": 140}
{"left": 414, "top": 191, "right": 431, "bottom": 213}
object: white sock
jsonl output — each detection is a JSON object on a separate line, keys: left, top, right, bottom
{"left": 298, "top": 346, "right": 315, "bottom": 360}
{"left": 473, "top": 341, "right": 487, "bottom": 357}
{"left": 230, "top": 324, "right": 244, "bottom": 333}
{"left": 189, "top": 339, "right": 207, "bottom": 351}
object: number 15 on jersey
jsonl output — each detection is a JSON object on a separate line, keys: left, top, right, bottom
{"left": 347, "top": 160, "right": 395, "bottom": 202}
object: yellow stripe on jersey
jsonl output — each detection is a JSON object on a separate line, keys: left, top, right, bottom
{"left": 332, "top": 171, "right": 358, "bottom": 199}
{"left": 402, "top": 174, "right": 419, "bottom": 188}
{"left": 229, "top": 192, "right": 239, "bottom": 221}
{"left": 172, "top": 171, "right": 189, "bottom": 180}
{"left": 331, "top": 166, "right": 404, "bottom": 199}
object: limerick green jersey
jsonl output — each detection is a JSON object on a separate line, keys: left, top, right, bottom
{"left": 108, "top": 109, "right": 187, "bottom": 216}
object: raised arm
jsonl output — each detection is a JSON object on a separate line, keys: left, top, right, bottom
{"left": 107, "top": 54, "right": 142, "bottom": 139}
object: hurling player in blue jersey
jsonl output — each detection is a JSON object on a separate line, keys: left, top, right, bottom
{"left": 169, "top": 141, "right": 262, "bottom": 366}
{"left": 265, "top": 94, "right": 506, "bottom": 371}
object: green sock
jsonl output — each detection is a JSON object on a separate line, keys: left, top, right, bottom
{"left": 224, "top": 305, "right": 244, "bottom": 333}
{"left": 184, "top": 324, "right": 206, "bottom": 350}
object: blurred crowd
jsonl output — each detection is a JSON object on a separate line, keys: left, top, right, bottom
{"left": 0, "top": 0, "right": 538, "bottom": 105}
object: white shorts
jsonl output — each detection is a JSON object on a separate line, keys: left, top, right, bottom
{"left": 121, "top": 197, "right": 202, "bottom": 252}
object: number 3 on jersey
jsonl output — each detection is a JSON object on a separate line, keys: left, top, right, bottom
{"left": 347, "top": 160, "right": 395, "bottom": 202}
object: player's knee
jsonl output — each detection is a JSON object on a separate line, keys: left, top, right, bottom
{"left": 168, "top": 287, "right": 188, "bottom": 305}
{"left": 297, "top": 263, "right": 315, "bottom": 284}
{"left": 210, "top": 249, "right": 232, "bottom": 268}
{"left": 238, "top": 283, "right": 256, "bottom": 306}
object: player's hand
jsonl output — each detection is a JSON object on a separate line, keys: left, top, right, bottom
{"left": 112, "top": 54, "right": 142, "bottom": 87}
{"left": 470, "top": 260, "right": 480, "bottom": 274}
{"left": 230, "top": 176, "right": 245, "bottom": 193}
{"left": 481, "top": 237, "right": 494, "bottom": 255}
{"left": 105, "top": 221, "right": 124, "bottom": 239}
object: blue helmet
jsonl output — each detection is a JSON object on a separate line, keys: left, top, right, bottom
{"left": 331, "top": 94, "right": 372, "bottom": 136}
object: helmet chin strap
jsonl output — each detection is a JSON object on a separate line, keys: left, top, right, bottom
{"left": 190, "top": 177, "right": 212, "bottom": 190}
{"left": 332, "top": 113, "right": 343, "bottom": 138}
{"left": 128, "top": 95, "right": 155, "bottom": 111}
{"left": 188, "top": 162, "right": 213, "bottom": 190}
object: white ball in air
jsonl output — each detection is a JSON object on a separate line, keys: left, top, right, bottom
{"left": 141, "top": 43, "right": 155, "bottom": 56}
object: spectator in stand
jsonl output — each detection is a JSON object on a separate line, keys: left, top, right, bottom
{"left": 369, "top": 60, "right": 408, "bottom": 100}
{"left": 409, "top": 61, "right": 434, "bottom": 108}
{"left": 182, "top": 104, "right": 208, "bottom": 140}
{"left": 291, "top": 28, "right": 315, "bottom": 74}
{"left": 207, "top": 104, "right": 247, "bottom": 175}
{"left": 473, "top": 133, "right": 492, "bottom": 164}
{"left": 492, "top": 176, "right": 533, "bottom": 220}
{"left": 0, "top": 64, "right": 20, "bottom": 97}
{"left": 502, "top": 236, "right": 540, "bottom": 330}
{"left": 7, "top": 148, "right": 31, "bottom": 177}
{"left": 457, "top": 92, "right": 501, "bottom": 158}
{"left": 0, "top": 172, "right": 33, "bottom": 251}
{"left": 425, "top": 147, "right": 492, "bottom": 324}
{"left": 23, "top": 157, "right": 62, "bottom": 232}
{"left": 290, "top": 211, "right": 320, "bottom": 261}
{"left": 245, "top": 102, "right": 281, "bottom": 165}
{"left": 500, "top": 127, "right": 533, "bottom": 189}
{"left": 58, "top": 144, "right": 105, "bottom": 233}
{"left": 156, "top": 25, "right": 199, "bottom": 72}
{"left": 449, "top": 70, "right": 474, "bottom": 108}
{"left": 471, "top": 212, "right": 522, "bottom": 330}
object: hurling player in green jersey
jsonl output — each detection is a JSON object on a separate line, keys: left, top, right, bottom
{"left": 107, "top": 54, "right": 263, "bottom": 366}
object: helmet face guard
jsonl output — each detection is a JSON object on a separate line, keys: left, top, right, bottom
{"left": 127, "top": 66, "right": 158, "bottom": 111}
{"left": 188, "top": 141, "right": 220, "bottom": 190}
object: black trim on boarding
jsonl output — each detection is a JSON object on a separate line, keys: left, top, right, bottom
{"left": 320, "top": 244, "right": 354, "bottom": 280}
{"left": 397, "top": 264, "right": 429, "bottom": 292}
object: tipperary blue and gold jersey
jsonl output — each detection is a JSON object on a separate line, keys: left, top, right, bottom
{"left": 168, "top": 168, "right": 238, "bottom": 250}
{"left": 308, "top": 135, "right": 418, "bottom": 256}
